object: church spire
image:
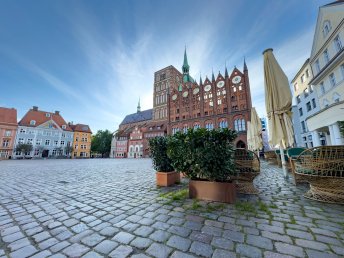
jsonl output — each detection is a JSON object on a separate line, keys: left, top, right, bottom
{"left": 137, "top": 98, "right": 141, "bottom": 113}
{"left": 211, "top": 68, "right": 215, "bottom": 82}
{"left": 182, "top": 47, "right": 190, "bottom": 74}
{"left": 225, "top": 61, "right": 229, "bottom": 78}
{"left": 199, "top": 73, "right": 203, "bottom": 85}
{"left": 243, "top": 57, "right": 248, "bottom": 71}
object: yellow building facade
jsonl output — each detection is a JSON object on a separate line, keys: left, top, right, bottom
{"left": 70, "top": 124, "right": 92, "bottom": 158}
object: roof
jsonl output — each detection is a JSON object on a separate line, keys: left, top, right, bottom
{"left": 291, "top": 58, "right": 310, "bottom": 83}
{"left": 0, "top": 107, "right": 17, "bottom": 126}
{"left": 324, "top": 0, "right": 344, "bottom": 7}
{"left": 19, "top": 107, "right": 72, "bottom": 131}
{"left": 70, "top": 124, "right": 92, "bottom": 133}
{"left": 120, "top": 109, "right": 153, "bottom": 125}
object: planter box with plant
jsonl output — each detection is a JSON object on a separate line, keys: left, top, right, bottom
{"left": 149, "top": 136, "right": 180, "bottom": 186}
{"left": 167, "top": 128, "right": 237, "bottom": 203}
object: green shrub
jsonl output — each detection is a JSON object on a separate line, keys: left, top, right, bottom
{"left": 149, "top": 136, "right": 174, "bottom": 172}
{"left": 167, "top": 128, "right": 237, "bottom": 182}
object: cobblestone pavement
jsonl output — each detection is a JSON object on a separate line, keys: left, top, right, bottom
{"left": 0, "top": 159, "right": 344, "bottom": 258}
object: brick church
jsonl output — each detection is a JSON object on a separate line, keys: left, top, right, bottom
{"left": 110, "top": 50, "right": 252, "bottom": 158}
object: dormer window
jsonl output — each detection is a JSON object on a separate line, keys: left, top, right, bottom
{"left": 30, "top": 120, "right": 36, "bottom": 126}
{"left": 46, "top": 113, "right": 51, "bottom": 117}
{"left": 323, "top": 20, "right": 331, "bottom": 38}
{"left": 62, "top": 125, "right": 66, "bottom": 129}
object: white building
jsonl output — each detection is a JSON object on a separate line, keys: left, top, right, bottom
{"left": 306, "top": 1, "right": 344, "bottom": 146}
{"left": 14, "top": 106, "right": 74, "bottom": 158}
{"left": 291, "top": 59, "right": 321, "bottom": 147}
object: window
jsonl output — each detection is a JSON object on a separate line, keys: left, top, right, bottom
{"left": 34, "top": 149, "right": 39, "bottom": 156}
{"left": 182, "top": 126, "right": 188, "bottom": 134}
{"left": 193, "top": 123, "right": 200, "bottom": 130}
{"left": 205, "top": 122, "right": 214, "bottom": 130}
{"left": 312, "top": 98, "right": 316, "bottom": 108}
{"left": 19, "top": 128, "right": 26, "bottom": 134}
{"left": 329, "top": 73, "right": 336, "bottom": 87}
{"left": 61, "top": 133, "right": 66, "bottom": 137}
{"left": 54, "top": 140, "right": 58, "bottom": 146}
{"left": 315, "top": 59, "right": 320, "bottom": 73}
{"left": 306, "top": 102, "right": 312, "bottom": 112}
{"left": 320, "top": 82, "right": 325, "bottom": 94}
{"left": 334, "top": 35, "right": 343, "bottom": 52}
{"left": 27, "top": 139, "right": 33, "bottom": 145}
{"left": 333, "top": 93, "right": 340, "bottom": 103}
{"left": 45, "top": 140, "right": 50, "bottom": 146}
{"left": 306, "top": 69, "right": 310, "bottom": 78}
{"left": 5, "top": 130, "right": 11, "bottom": 137}
{"left": 52, "top": 149, "right": 57, "bottom": 156}
{"left": 61, "top": 125, "right": 66, "bottom": 129}
{"left": 217, "top": 99, "right": 222, "bottom": 105}
{"left": 299, "top": 108, "right": 303, "bottom": 116}
{"left": 30, "top": 120, "right": 36, "bottom": 126}
{"left": 2, "top": 139, "right": 10, "bottom": 147}
{"left": 18, "top": 138, "right": 24, "bottom": 144}
{"left": 323, "top": 49, "right": 330, "bottom": 64}
{"left": 294, "top": 83, "right": 298, "bottom": 92}
{"left": 75, "top": 144, "right": 78, "bottom": 149}
{"left": 46, "top": 113, "right": 51, "bottom": 117}
{"left": 309, "top": 84, "right": 314, "bottom": 93}
{"left": 301, "top": 121, "right": 306, "bottom": 133}
{"left": 341, "top": 64, "right": 344, "bottom": 80}
{"left": 304, "top": 88, "right": 309, "bottom": 98}
{"left": 301, "top": 74, "right": 305, "bottom": 83}
{"left": 60, "top": 141, "right": 65, "bottom": 146}
{"left": 36, "top": 139, "right": 41, "bottom": 145}
{"left": 219, "top": 120, "right": 228, "bottom": 129}
{"left": 296, "top": 95, "right": 301, "bottom": 104}
{"left": 323, "top": 21, "right": 331, "bottom": 38}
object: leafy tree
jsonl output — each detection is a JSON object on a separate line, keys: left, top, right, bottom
{"left": 339, "top": 121, "right": 344, "bottom": 137}
{"left": 91, "top": 130, "right": 112, "bottom": 158}
{"left": 15, "top": 143, "right": 33, "bottom": 157}
{"left": 64, "top": 145, "right": 73, "bottom": 158}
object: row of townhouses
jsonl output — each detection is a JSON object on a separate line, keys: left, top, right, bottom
{"left": 0, "top": 106, "right": 92, "bottom": 159}
{"left": 291, "top": 1, "right": 344, "bottom": 148}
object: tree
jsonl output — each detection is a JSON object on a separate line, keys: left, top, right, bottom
{"left": 91, "top": 130, "right": 112, "bottom": 158}
{"left": 339, "top": 121, "right": 344, "bottom": 137}
{"left": 15, "top": 143, "right": 33, "bottom": 157}
{"left": 65, "top": 145, "right": 73, "bottom": 158}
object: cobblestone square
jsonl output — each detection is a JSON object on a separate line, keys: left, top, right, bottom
{"left": 0, "top": 159, "right": 344, "bottom": 257}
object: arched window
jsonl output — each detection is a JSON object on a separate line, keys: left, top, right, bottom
{"left": 219, "top": 120, "right": 228, "bottom": 129}
{"left": 323, "top": 20, "right": 331, "bottom": 38}
{"left": 130, "top": 146, "right": 134, "bottom": 152}
{"left": 193, "top": 123, "right": 201, "bottom": 129}
{"left": 241, "top": 119, "right": 246, "bottom": 131}
{"left": 205, "top": 122, "right": 213, "bottom": 130}
{"left": 234, "top": 120, "right": 239, "bottom": 131}
{"left": 183, "top": 125, "right": 189, "bottom": 133}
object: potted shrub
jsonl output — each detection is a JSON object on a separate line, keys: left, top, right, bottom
{"left": 149, "top": 136, "right": 180, "bottom": 186}
{"left": 168, "top": 128, "right": 237, "bottom": 203}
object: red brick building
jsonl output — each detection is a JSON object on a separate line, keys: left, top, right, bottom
{"left": 168, "top": 51, "right": 252, "bottom": 148}
{"left": 112, "top": 49, "right": 252, "bottom": 157}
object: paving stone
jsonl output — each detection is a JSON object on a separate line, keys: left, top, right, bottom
{"left": 212, "top": 249, "right": 236, "bottom": 258}
{"left": 189, "top": 241, "right": 213, "bottom": 257}
{"left": 131, "top": 254, "right": 151, "bottom": 258}
{"left": 183, "top": 221, "right": 203, "bottom": 230}
{"left": 109, "top": 245, "right": 133, "bottom": 258}
{"left": 8, "top": 238, "right": 31, "bottom": 251}
{"left": 62, "top": 243, "right": 90, "bottom": 257}
{"left": 134, "top": 225, "right": 154, "bottom": 237}
{"left": 112, "top": 232, "right": 135, "bottom": 244}
{"left": 146, "top": 243, "right": 173, "bottom": 258}
{"left": 70, "top": 229, "right": 94, "bottom": 243}
{"left": 33, "top": 232, "right": 51, "bottom": 243}
{"left": 170, "top": 251, "right": 197, "bottom": 258}
{"left": 247, "top": 234, "right": 273, "bottom": 250}
{"left": 168, "top": 225, "right": 191, "bottom": 237}
{"left": 262, "top": 231, "right": 293, "bottom": 244}
{"left": 149, "top": 230, "right": 171, "bottom": 242}
{"left": 82, "top": 251, "right": 104, "bottom": 258}
{"left": 63, "top": 218, "right": 79, "bottom": 227}
{"left": 305, "top": 249, "right": 339, "bottom": 258}
{"left": 264, "top": 251, "right": 295, "bottom": 258}
{"left": 286, "top": 229, "right": 314, "bottom": 240}
{"left": 295, "top": 239, "right": 329, "bottom": 251}
{"left": 0, "top": 225, "right": 20, "bottom": 236}
{"left": 211, "top": 237, "right": 234, "bottom": 250}
{"left": 331, "top": 245, "right": 344, "bottom": 255}
{"left": 201, "top": 225, "right": 222, "bottom": 236}
{"left": 10, "top": 245, "right": 38, "bottom": 258}
{"left": 189, "top": 231, "right": 213, "bottom": 244}
{"left": 275, "top": 242, "right": 305, "bottom": 257}
{"left": 130, "top": 237, "right": 152, "bottom": 249}
{"left": 31, "top": 250, "right": 52, "bottom": 258}
{"left": 50, "top": 241, "right": 70, "bottom": 252}
{"left": 71, "top": 223, "right": 89, "bottom": 233}
{"left": 2, "top": 231, "right": 24, "bottom": 242}
{"left": 55, "top": 230, "right": 73, "bottom": 240}
{"left": 94, "top": 240, "right": 118, "bottom": 254}
{"left": 257, "top": 224, "right": 284, "bottom": 234}
{"left": 222, "top": 230, "right": 244, "bottom": 243}
{"left": 166, "top": 235, "right": 191, "bottom": 251}
{"left": 81, "top": 233, "right": 105, "bottom": 247}
{"left": 38, "top": 238, "right": 59, "bottom": 249}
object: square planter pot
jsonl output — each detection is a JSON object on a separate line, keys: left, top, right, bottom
{"left": 189, "top": 180, "right": 236, "bottom": 203}
{"left": 156, "top": 171, "right": 180, "bottom": 186}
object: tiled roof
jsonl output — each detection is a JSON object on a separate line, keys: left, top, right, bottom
{"left": 19, "top": 107, "right": 72, "bottom": 131}
{"left": 0, "top": 107, "right": 17, "bottom": 126}
{"left": 120, "top": 109, "right": 153, "bottom": 125}
{"left": 70, "top": 124, "right": 92, "bottom": 133}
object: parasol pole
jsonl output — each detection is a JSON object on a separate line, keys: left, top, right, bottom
{"left": 280, "top": 142, "right": 288, "bottom": 178}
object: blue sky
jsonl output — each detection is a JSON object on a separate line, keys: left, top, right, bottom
{"left": 0, "top": 0, "right": 330, "bottom": 132}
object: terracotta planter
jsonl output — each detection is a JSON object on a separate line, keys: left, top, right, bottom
{"left": 180, "top": 172, "right": 186, "bottom": 179}
{"left": 156, "top": 171, "right": 180, "bottom": 186}
{"left": 189, "top": 180, "right": 236, "bottom": 203}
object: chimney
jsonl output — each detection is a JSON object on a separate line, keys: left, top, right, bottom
{"left": 55, "top": 111, "right": 60, "bottom": 115}
{"left": 32, "top": 106, "right": 38, "bottom": 111}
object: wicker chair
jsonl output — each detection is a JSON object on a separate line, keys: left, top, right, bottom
{"left": 233, "top": 148, "right": 260, "bottom": 194}
{"left": 287, "top": 147, "right": 307, "bottom": 185}
{"left": 294, "top": 146, "right": 344, "bottom": 204}
{"left": 264, "top": 150, "right": 278, "bottom": 165}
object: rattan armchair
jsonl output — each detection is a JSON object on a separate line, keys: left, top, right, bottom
{"left": 233, "top": 148, "right": 260, "bottom": 194}
{"left": 294, "top": 146, "right": 344, "bottom": 204}
{"left": 264, "top": 150, "right": 278, "bottom": 165}
{"left": 287, "top": 147, "right": 307, "bottom": 185}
